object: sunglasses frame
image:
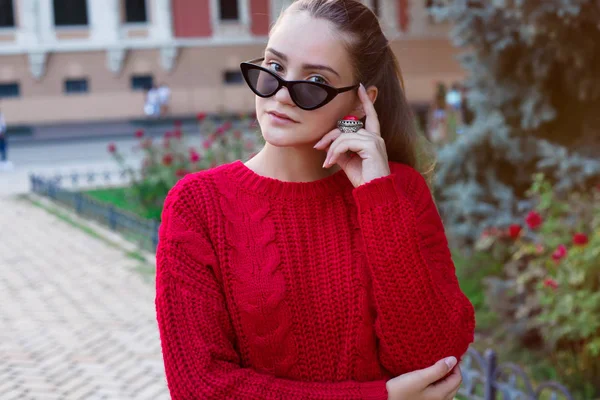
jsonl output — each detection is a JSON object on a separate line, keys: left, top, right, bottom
{"left": 240, "top": 57, "right": 359, "bottom": 111}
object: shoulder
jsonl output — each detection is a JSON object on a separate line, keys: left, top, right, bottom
{"left": 161, "top": 162, "right": 235, "bottom": 227}
{"left": 388, "top": 162, "right": 430, "bottom": 200}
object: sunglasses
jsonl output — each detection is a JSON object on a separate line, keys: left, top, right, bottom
{"left": 240, "top": 57, "right": 359, "bottom": 111}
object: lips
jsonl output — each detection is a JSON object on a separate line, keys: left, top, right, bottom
{"left": 268, "top": 110, "right": 298, "bottom": 123}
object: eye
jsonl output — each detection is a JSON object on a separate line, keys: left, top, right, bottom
{"left": 308, "top": 75, "right": 327, "bottom": 85}
{"left": 266, "top": 61, "right": 284, "bottom": 73}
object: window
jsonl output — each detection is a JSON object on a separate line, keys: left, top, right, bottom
{"left": 125, "top": 0, "right": 148, "bottom": 23}
{"left": 0, "top": 82, "right": 20, "bottom": 98}
{"left": 131, "top": 75, "right": 154, "bottom": 91}
{"left": 53, "top": 0, "right": 89, "bottom": 26}
{"left": 0, "top": 0, "right": 15, "bottom": 28}
{"left": 64, "top": 78, "right": 89, "bottom": 94}
{"left": 219, "top": 0, "right": 239, "bottom": 21}
{"left": 223, "top": 71, "right": 243, "bottom": 85}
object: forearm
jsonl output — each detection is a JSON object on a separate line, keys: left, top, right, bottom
{"left": 353, "top": 174, "right": 475, "bottom": 374}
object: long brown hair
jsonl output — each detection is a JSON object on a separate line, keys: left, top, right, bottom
{"left": 274, "top": 0, "right": 435, "bottom": 179}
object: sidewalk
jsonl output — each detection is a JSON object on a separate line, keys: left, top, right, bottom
{"left": 0, "top": 195, "right": 169, "bottom": 399}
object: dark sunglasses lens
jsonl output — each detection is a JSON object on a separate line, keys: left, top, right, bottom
{"left": 291, "top": 83, "right": 329, "bottom": 109}
{"left": 247, "top": 68, "right": 279, "bottom": 96}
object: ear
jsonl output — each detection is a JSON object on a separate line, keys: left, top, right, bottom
{"left": 351, "top": 85, "right": 378, "bottom": 118}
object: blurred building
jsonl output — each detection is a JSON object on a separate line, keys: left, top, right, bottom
{"left": 0, "top": 0, "right": 464, "bottom": 124}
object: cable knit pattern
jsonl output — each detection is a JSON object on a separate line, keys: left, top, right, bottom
{"left": 155, "top": 160, "right": 475, "bottom": 399}
{"left": 215, "top": 177, "right": 297, "bottom": 376}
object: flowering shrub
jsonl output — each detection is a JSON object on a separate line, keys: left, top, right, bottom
{"left": 108, "top": 113, "right": 263, "bottom": 220}
{"left": 476, "top": 173, "right": 600, "bottom": 395}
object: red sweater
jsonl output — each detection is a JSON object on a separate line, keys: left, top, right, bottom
{"left": 155, "top": 160, "right": 475, "bottom": 400}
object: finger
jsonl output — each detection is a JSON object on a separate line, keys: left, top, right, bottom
{"left": 326, "top": 129, "right": 386, "bottom": 166}
{"left": 426, "top": 366, "right": 462, "bottom": 399}
{"left": 325, "top": 136, "right": 373, "bottom": 167}
{"left": 314, "top": 128, "right": 343, "bottom": 150}
{"left": 332, "top": 149, "right": 354, "bottom": 169}
{"left": 358, "top": 83, "right": 380, "bottom": 135}
{"left": 410, "top": 357, "right": 458, "bottom": 387}
{"left": 445, "top": 375, "right": 462, "bottom": 400}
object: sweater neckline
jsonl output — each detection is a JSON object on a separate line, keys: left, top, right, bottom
{"left": 226, "top": 160, "right": 352, "bottom": 199}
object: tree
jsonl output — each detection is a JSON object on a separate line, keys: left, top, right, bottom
{"left": 430, "top": 0, "right": 600, "bottom": 245}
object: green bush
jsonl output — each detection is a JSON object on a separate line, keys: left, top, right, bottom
{"left": 476, "top": 174, "right": 600, "bottom": 396}
{"left": 109, "top": 114, "right": 263, "bottom": 220}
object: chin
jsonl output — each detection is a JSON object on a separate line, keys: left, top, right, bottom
{"left": 261, "top": 128, "right": 306, "bottom": 148}
{"left": 259, "top": 120, "right": 313, "bottom": 148}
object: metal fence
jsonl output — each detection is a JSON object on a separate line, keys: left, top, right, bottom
{"left": 29, "top": 169, "right": 159, "bottom": 251}
{"left": 30, "top": 171, "right": 577, "bottom": 400}
{"left": 458, "top": 348, "right": 574, "bottom": 399}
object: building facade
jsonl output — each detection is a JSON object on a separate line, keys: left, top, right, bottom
{"left": 0, "top": 0, "right": 464, "bottom": 125}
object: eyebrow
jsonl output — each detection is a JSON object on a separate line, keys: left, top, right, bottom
{"left": 265, "top": 47, "right": 341, "bottom": 78}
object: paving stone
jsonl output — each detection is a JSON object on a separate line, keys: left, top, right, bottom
{"left": 0, "top": 197, "right": 169, "bottom": 399}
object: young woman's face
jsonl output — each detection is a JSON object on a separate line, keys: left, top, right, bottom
{"left": 255, "top": 11, "right": 358, "bottom": 148}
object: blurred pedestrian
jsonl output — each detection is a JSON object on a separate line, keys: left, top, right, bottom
{"left": 0, "top": 107, "right": 7, "bottom": 162}
{"left": 429, "top": 82, "right": 447, "bottom": 144}
{"left": 445, "top": 83, "right": 462, "bottom": 111}
{"left": 144, "top": 84, "right": 160, "bottom": 118}
{"left": 158, "top": 83, "right": 171, "bottom": 116}
{"left": 0, "top": 106, "right": 12, "bottom": 170}
{"left": 460, "top": 85, "right": 474, "bottom": 125}
{"left": 446, "top": 82, "right": 463, "bottom": 137}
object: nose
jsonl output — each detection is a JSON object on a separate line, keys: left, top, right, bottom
{"left": 273, "top": 85, "right": 296, "bottom": 107}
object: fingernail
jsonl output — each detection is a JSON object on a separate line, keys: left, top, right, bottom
{"left": 444, "top": 357, "right": 457, "bottom": 370}
{"left": 360, "top": 83, "right": 365, "bottom": 91}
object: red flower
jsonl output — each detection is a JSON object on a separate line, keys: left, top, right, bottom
{"left": 223, "top": 121, "right": 232, "bottom": 130}
{"left": 215, "top": 127, "right": 225, "bottom": 135}
{"left": 233, "top": 130, "right": 242, "bottom": 139}
{"left": 174, "top": 120, "right": 182, "bottom": 128}
{"left": 162, "top": 154, "right": 173, "bottom": 166}
{"left": 108, "top": 143, "right": 117, "bottom": 153}
{"left": 525, "top": 211, "right": 543, "bottom": 230}
{"left": 135, "top": 129, "right": 144, "bottom": 138}
{"left": 203, "top": 139, "right": 213, "bottom": 149}
{"left": 165, "top": 131, "right": 173, "bottom": 139}
{"left": 196, "top": 112, "right": 206, "bottom": 121}
{"left": 189, "top": 151, "right": 200, "bottom": 163}
{"left": 573, "top": 233, "right": 589, "bottom": 246}
{"left": 552, "top": 244, "right": 568, "bottom": 262}
{"left": 543, "top": 278, "right": 559, "bottom": 290}
{"left": 174, "top": 129, "right": 183, "bottom": 139}
{"left": 508, "top": 224, "right": 522, "bottom": 239}
{"left": 176, "top": 168, "right": 188, "bottom": 178}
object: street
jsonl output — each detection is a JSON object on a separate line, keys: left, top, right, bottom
{"left": 0, "top": 123, "right": 210, "bottom": 197}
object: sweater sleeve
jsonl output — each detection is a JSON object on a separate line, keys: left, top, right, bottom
{"left": 155, "top": 178, "right": 389, "bottom": 400}
{"left": 352, "top": 164, "right": 475, "bottom": 376}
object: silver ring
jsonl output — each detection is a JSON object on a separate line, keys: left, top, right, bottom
{"left": 337, "top": 118, "right": 363, "bottom": 133}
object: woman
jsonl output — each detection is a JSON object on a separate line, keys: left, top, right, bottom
{"left": 155, "top": 0, "right": 475, "bottom": 399}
